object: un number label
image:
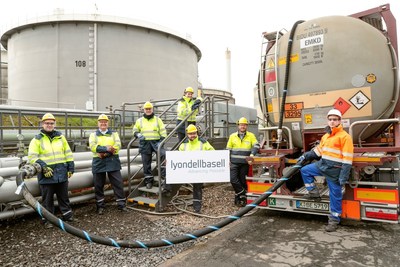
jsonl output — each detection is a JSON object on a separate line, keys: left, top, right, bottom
{"left": 284, "top": 102, "right": 303, "bottom": 118}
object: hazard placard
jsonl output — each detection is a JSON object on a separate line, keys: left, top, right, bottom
{"left": 333, "top": 97, "right": 351, "bottom": 115}
{"left": 267, "top": 58, "right": 275, "bottom": 69}
{"left": 350, "top": 91, "right": 370, "bottom": 110}
{"left": 284, "top": 102, "right": 303, "bottom": 118}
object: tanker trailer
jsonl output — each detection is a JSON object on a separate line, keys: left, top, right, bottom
{"left": 258, "top": 4, "right": 398, "bottom": 149}
{"left": 248, "top": 4, "right": 400, "bottom": 223}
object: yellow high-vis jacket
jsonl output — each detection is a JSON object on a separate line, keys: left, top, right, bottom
{"left": 226, "top": 131, "right": 260, "bottom": 164}
{"left": 89, "top": 129, "right": 122, "bottom": 173}
{"left": 179, "top": 137, "right": 214, "bottom": 151}
{"left": 28, "top": 130, "right": 74, "bottom": 184}
{"left": 177, "top": 96, "right": 202, "bottom": 122}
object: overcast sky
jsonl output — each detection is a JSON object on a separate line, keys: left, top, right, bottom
{"left": 0, "top": 0, "right": 398, "bottom": 108}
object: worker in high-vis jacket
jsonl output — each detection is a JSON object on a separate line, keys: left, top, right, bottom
{"left": 133, "top": 101, "right": 167, "bottom": 189}
{"left": 297, "top": 109, "right": 353, "bottom": 232}
{"left": 176, "top": 86, "right": 202, "bottom": 141}
{"left": 179, "top": 124, "right": 214, "bottom": 213}
{"left": 89, "top": 114, "right": 127, "bottom": 215}
{"left": 28, "top": 113, "right": 75, "bottom": 228}
{"left": 226, "top": 117, "right": 260, "bottom": 207}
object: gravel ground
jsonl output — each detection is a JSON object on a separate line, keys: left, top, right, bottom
{"left": 0, "top": 183, "right": 242, "bottom": 267}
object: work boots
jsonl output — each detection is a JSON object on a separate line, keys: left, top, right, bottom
{"left": 303, "top": 188, "right": 321, "bottom": 202}
{"left": 234, "top": 195, "right": 247, "bottom": 207}
{"left": 325, "top": 218, "right": 339, "bottom": 232}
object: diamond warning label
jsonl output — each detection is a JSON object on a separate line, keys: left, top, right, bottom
{"left": 350, "top": 91, "right": 370, "bottom": 110}
{"left": 333, "top": 97, "right": 351, "bottom": 115}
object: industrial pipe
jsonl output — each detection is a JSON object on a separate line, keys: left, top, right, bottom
{"left": 0, "top": 164, "right": 144, "bottom": 203}
{"left": 0, "top": 155, "right": 142, "bottom": 178}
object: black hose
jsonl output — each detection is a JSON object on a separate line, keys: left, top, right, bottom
{"left": 278, "top": 20, "right": 304, "bottom": 130}
{"left": 16, "top": 163, "right": 303, "bottom": 248}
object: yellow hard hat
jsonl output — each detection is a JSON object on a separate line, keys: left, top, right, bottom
{"left": 238, "top": 117, "right": 249, "bottom": 125}
{"left": 185, "top": 87, "right": 194, "bottom": 93}
{"left": 143, "top": 101, "right": 153, "bottom": 109}
{"left": 186, "top": 124, "right": 198, "bottom": 133}
{"left": 98, "top": 114, "right": 109, "bottom": 121}
{"left": 41, "top": 113, "right": 55, "bottom": 121}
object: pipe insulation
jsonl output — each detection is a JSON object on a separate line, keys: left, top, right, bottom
{"left": 0, "top": 155, "right": 142, "bottom": 178}
{"left": 0, "top": 164, "right": 146, "bottom": 203}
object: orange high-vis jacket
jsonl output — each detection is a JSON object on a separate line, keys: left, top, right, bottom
{"left": 313, "top": 125, "right": 353, "bottom": 165}
{"left": 313, "top": 124, "right": 353, "bottom": 182}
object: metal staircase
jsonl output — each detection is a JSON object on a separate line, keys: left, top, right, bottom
{"left": 125, "top": 95, "right": 230, "bottom": 212}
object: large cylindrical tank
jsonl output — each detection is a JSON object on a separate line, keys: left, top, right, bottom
{"left": 261, "top": 15, "right": 399, "bottom": 147}
{"left": 0, "top": 14, "right": 201, "bottom": 111}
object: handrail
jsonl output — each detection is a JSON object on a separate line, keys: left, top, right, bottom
{"left": 156, "top": 96, "right": 212, "bottom": 209}
{"left": 349, "top": 117, "right": 400, "bottom": 147}
{"left": 125, "top": 95, "right": 230, "bottom": 211}
{"left": 0, "top": 106, "right": 119, "bottom": 154}
{"left": 121, "top": 98, "right": 177, "bottom": 144}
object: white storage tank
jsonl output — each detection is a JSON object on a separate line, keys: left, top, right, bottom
{"left": 0, "top": 14, "right": 201, "bottom": 110}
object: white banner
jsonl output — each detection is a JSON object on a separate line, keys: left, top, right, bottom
{"left": 166, "top": 150, "right": 230, "bottom": 184}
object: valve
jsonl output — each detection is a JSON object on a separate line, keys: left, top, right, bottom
{"left": 20, "top": 163, "right": 41, "bottom": 178}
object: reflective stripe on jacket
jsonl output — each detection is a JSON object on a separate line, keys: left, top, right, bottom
{"left": 132, "top": 116, "right": 167, "bottom": 140}
{"left": 177, "top": 96, "right": 201, "bottom": 122}
{"left": 28, "top": 131, "right": 74, "bottom": 184}
{"left": 179, "top": 137, "right": 215, "bottom": 151}
{"left": 313, "top": 124, "right": 354, "bottom": 181}
{"left": 226, "top": 131, "right": 259, "bottom": 164}
{"left": 89, "top": 129, "right": 122, "bottom": 173}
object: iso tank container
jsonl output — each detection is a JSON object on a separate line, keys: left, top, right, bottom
{"left": 262, "top": 15, "right": 398, "bottom": 147}
{"left": 0, "top": 14, "right": 201, "bottom": 110}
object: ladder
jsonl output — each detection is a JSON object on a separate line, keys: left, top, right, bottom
{"left": 258, "top": 29, "right": 287, "bottom": 145}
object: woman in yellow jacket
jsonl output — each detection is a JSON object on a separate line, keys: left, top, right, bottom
{"left": 179, "top": 124, "right": 214, "bottom": 213}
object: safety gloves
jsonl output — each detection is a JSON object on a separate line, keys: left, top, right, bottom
{"left": 296, "top": 155, "right": 306, "bottom": 165}
{"left": 43, "top": 166, "right": 73, "bottom": 179}
{"left": 43, "top": 166, "right": 53, "bottom": 178}
{"left": 191, "top": 99, "right": 201, "bottom": 111}
{"left": 135, "top": 133, "right": 145, "bottom": 141}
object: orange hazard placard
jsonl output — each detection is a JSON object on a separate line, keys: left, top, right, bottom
{"left": 284, "top": 102, "right": 303, "bottom": 118}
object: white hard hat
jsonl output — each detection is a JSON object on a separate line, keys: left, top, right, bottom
{"left": 327, "top": 109, "right": 342, "bottom": 119}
